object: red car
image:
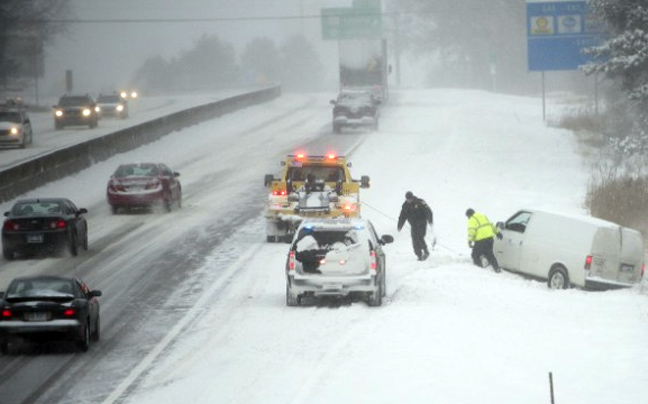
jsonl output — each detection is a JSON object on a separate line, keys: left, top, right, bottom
{"left": 106, "top": 163, "right": 182, "bottom": 213}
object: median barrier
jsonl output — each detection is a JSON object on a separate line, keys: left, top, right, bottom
{"left": 0, "top": 86, "right": 280, "bottom": 203}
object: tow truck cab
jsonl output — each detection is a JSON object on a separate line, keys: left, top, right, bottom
{"left": 263, "top": 153, "right": 370, "bottom": 242}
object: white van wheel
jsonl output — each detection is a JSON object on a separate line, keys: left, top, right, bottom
{"left": 548, "top": 266, "right": 569, "bottom": 289}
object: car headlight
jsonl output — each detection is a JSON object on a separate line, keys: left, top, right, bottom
{"left": 130, "top": 91, "right": 138, "bottom": 98}
{"left": 116, "top": 105, "right": 124, "bottom": 111}
{"left": 10, "top": 127, "right": 19, "bottom": 135}
{"left": 120, "top": 91, "right": 128, "bottom": 98}
{"left": 83, "top": 109, "right": 91, "bottom": 116}
{"left": 55, "top": 110, "right": 63, "bottom": 117}
{"left": 95, "top": 106, "right": 100, "bottom": 112}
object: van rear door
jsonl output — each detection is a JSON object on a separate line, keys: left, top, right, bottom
{"left": 618, "top": 227, "right": 644, "bottom": 284}
{"left": 588, "top": 227, "right": 621, "bottom": 284}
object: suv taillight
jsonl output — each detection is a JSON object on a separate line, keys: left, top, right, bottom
{"left": 584, "top": 255, "right": 593, "bottom": 270}
{"left": 1, "top": 309, "right": 11, "bottom": 318}
{"left": 288, "top": 251, "right": 296, "bottom": 271}
{"left": 370, "top": 250, "right": 377, "bottom": 272}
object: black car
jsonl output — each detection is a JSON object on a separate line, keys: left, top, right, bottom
{"left": 0, "top": 275, "right": 101, "bottom": 353}
{"left": 2, "top": 198, "right": 89, "bottom": 259}
{"left": 52, "top": 94, "right": 99, "bottom": 130}
{"left": 330, "top": 90, "right": 380, "bottom": 133}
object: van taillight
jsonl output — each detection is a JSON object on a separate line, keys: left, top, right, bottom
{"left": 370, "top": 250, "right": 377, "bottom": 272}
{"left": 288, "top": 251, "right": 296, "bottom": 271}
{"left": 584, "top": 255, "right": 593, "bottom": 270}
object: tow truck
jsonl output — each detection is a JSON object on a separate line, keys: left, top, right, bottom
{"left": 263, "top": 153, "right": 370, "bottom": 242}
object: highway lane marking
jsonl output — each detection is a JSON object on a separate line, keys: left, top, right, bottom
{"left": 101, "top": 245, "right": 258, "bottom": 404}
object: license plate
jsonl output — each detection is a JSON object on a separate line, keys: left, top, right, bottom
{"left": 323, "top": 283, "right": 343, "bottom": 291}
{"left": 26, "top": 234, "right": 44, "bottom": 244}
{"left": 24, "top": 312, "right": 49, "bottom": 322}
{"left": 621, "top": 264, "right": 634, "bottom": 272}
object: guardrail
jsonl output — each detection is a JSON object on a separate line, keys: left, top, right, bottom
{"left": 0, "top": 86, "right": 281, "bottom": 204}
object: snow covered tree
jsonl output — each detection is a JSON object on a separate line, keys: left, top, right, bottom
{"left": 279, "top": 34, "right": 324, "bottom": 92}
{"left": 583, "top": 0, "right": 648, "bottom": 155}
{"left": 391, "top": 0, "right": 528, "bottom": 92}
{"left": 0, "top": 0, "right": 71, "bottom": 90}
{"left": 240, "top": 37, "right": 281, "bottom": 85}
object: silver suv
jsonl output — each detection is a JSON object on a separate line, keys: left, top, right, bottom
{"left": 0, "top": 105, "right": 33, "bottom": 149}
{"left": 285, "top": 218, "right": 393, "bottom": 307}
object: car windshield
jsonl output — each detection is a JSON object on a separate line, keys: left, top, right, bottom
{"left": 97, "top": 95, "right": 121, "bottom": 103}
{"left": 6, "top": 278, "right": 75, "bottom": 299}
{"left": 58, "top": 96, "right": 91, "bottom": 106}
{"left": 286, "top": 166, "right": 344, "bottom": 182}
{"left": 0, "top": 111, "right": 21, "bottom": 123}
{"left": 114, "top": 164, "right": 160, "bottom": 177}
{"left": 11, "top": 201, "right": 63, "bottom": 216}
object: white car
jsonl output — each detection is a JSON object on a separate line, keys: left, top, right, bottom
{"left": 285, "top": 218, "right": 393, "bottom": 306}
{"left": 96, "top": 93, "right": 129, "bottom": 119}
{"left": 494, "top": 209, "right": 645, "bottom": 290}
{"left": 0, "top": 107, "right": 33, "bottom": 148}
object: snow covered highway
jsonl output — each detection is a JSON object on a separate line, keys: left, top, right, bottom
{"left": 0, "top": 89, "right": 646, "bottom": 404}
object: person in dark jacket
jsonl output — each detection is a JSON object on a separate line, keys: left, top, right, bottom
{"left": 398, "top": 191, "right": 434, "bottom": 260}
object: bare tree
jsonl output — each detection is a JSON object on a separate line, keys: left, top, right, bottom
{"left": 0, "top": 0, "right": 72, "bottom": 93}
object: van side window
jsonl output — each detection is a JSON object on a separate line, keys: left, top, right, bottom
{"left": 505, "top": 212, "right": 532, "bottom": 233}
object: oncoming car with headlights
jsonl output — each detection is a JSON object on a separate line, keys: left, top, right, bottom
{"left": 52, "top": 94, "right": 99, "bottom": 130}
{"left": 96, "top": 93, "right": 128, "bottom": 119}
{"left": 0, "top": 106, "right": 32, "bottom": 148}
{"left": 120, "top": 90, "right": 138, "bottom": 100}
{"left": 285, "top": 218, "right": 393, "bottom": 307}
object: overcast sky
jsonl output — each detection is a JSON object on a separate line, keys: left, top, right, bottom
{"left": 42, "top": 0, "right": 355, "bottom": 97}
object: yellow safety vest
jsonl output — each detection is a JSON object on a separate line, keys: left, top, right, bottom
{"left": 468, "top": 212, "right": 497, "bottom": 242}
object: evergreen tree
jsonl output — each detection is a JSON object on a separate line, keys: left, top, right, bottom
{"left": 240, "top": 37, "right": 281, "bottom": 85}
{"left": 584, "top": 0, "right": 648, "bottom": 154}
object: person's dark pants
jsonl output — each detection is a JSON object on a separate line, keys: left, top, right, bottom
{"left": 411, "top": 224, "right": 429, "bottom": 258}
{"left": 471, "top": 238, "right": 500, "bottom": 270}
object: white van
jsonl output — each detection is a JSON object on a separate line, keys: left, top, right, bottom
{"left": 494, "top": 209, "right": 645, "bottom": 290}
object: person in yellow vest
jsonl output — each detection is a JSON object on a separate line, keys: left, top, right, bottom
{"left": 465, "top": 208, "right": 502, "bottom": 273}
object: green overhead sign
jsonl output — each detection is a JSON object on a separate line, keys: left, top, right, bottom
{"left": 321, "top": 2, "right": 382, "bottom": 40}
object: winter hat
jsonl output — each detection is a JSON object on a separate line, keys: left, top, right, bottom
{"left": 405, "top": 191, "right": 414, "bottom": 200}
{"left": 465, "top": 208, "right": 475, "bottom": 218}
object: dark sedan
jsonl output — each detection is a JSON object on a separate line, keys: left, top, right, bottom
{"left": 106, "top": 162, "right": 182, "bottom": 213}
{"left": 2, "top": 198, "right": 89, "bottom": 260}
{"left": 0, "top": 275, "right": 101, "bottom": 353}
